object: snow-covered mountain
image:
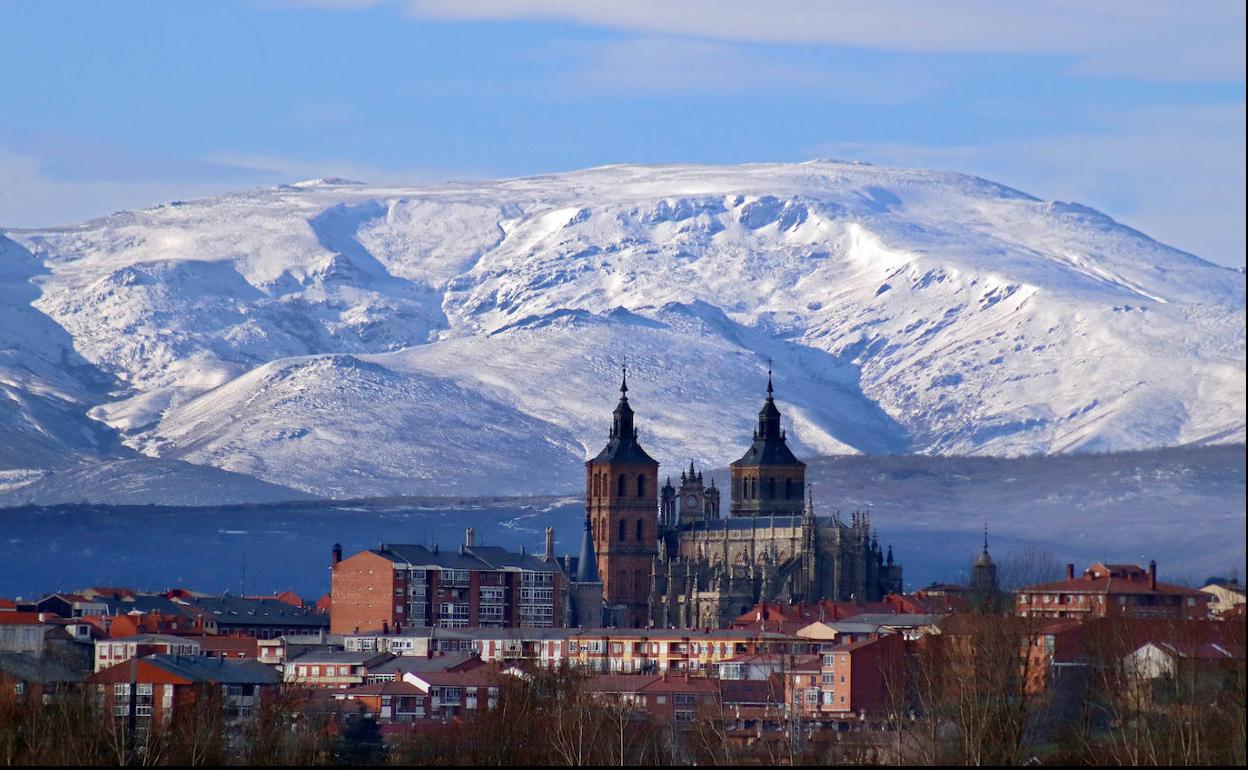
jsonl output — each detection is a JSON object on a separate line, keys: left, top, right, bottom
{"left": 0, "top": 161, "right": 1243, "bottom": 501}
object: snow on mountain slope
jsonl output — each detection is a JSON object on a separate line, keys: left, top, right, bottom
{"left": 0, "top": 161, "right": 1242, "bottom": 500}
{"left": 0, "top": 458, "right": 311, "bottom": 507}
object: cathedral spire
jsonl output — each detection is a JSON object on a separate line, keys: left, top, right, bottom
{"left": 756, "top": 364, "right": 782, "bottom": 440}
{"left": 591, "top": 369, "right": 656, "bottom": 464}
{"left": 575, "top": 514, "right": 599, "bottom": 583}
{"left": 609, "top": 364, "right": 636, "bottom": 440}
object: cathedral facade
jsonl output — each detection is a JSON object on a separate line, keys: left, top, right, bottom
{"left": 584, "top": 369, "right": 902, "bottom": 629}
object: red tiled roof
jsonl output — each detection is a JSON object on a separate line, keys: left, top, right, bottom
{"left": 338, "top": 681, "right": 426, "bottom": 697}
{"left": 0, "top": 612, "right": 44, "bottom": 625}
{"left": 1019, "top": 576, "right": 1207, "bottom": 596}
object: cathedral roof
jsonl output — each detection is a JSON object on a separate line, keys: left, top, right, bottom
{"left": 974, "top": 529, "right": 995, "bottom": 567}
{"left": 589, "top": 368, "right": 658, "bottom": 465}
{"left": 731, "top": 438, "right": 804, "bottom": 468}
{"left": 730, "top": 370, "right": 805, "bottom": 468}
{"left": 685, "top": 515, "right": 808, "bottom": 531}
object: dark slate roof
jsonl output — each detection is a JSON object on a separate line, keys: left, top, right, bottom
{"left": 286, "top": 650, "right": 393, "bottom": 665}
{"left": 145, "top": 655, "right": 282, "bottom": 685}
{"left": 0, "top": 653, "right": 85, "bottom": 684}
{"left": 590, "top": 434, "right": 658, "bottom": 465}
{"left": 97, "top": 596, "right": 185, "bottom": 615}
{"left": 685, "top": 515, "right": 806, "bottom": 532}
{"left": 182, "top": 597, "right": 329, "bottom": 628}
{"left": 467, "top": 545, "right": 563, "bottom": 573}
{"left": 377, "top": 544, "right": 562, "bottom": 573}
{"left": 730, "top": 436, "right": 804, "bottom": 467}
{"left": 588, "top": 375, "right": 658, "bottom": 465}
{"left": 576, "top": 517, "right": 600, "bottom": 583}
{"left": 730, "top": 380, "right": 805, "bottom": 468}
{"left": 367, "top": 653, "right": 476, "bottom": 675}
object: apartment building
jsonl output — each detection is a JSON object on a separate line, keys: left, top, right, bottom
{"left": 1016, "top": 562, "right": 1211, "bottom": 620}
{"left": 330, "top": 541, "right": 564, "bottom": 635}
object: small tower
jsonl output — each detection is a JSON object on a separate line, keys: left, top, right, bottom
{"left": 585, "top": 367, "right": 659, "bottom": 627}
{"left": 972, "top": 528, "right": 999, "bottom": 595}
{"left": 677, "top": 460, "right": 708, "bottom": 526}
{"left": 729, "top": 366, "right": 806, "bottom": 517}
{"left": 705, "top": 476, "right": 721, "bottom": 520}
{"left": 567, "top": 515, "right": 604, "bottom": 627}
{"left": 660, "top": 477, "right": 676, "bottom": 527}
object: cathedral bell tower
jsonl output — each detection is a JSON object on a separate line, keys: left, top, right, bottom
{"left": 729, "top": 367, "right": 806, "bottom": 517}
{"left": 585, "top": 368, "right": 659, "bottom": 627}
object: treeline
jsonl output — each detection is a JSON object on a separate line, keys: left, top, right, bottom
{"left": 882, "top": 613, "right": 1246, "bottom": 766}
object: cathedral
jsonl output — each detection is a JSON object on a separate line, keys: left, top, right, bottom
{"left": 581, "top": 368, "right": 902, "bottom": 629}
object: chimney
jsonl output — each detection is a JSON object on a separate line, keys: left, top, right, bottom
{"left": 1066, "top": 563, "right": 1075, "bottom": 580}
{"left": 544, "top": 527, "right": 555, "bottom": 561}
{"left": 465, "top": 528, "right": 475, "bottom": 547}
{"left": 1149, "top": 560, "right": 1157, "bottom": 590}
{"left": 332, "top": 543, "right": 343, "bottom": 566}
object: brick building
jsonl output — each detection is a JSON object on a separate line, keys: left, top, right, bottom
{"left": 1016, "top": 561, "right": 1212, "bottom": 620}
{"left": 330, "top": 538, "right": 564, "bottom": 635}
{"left": 88, "top": 654, "right": 280, "bottom": 724}
{"left": 585, "top": 370, "right": 660, "bottom": 628}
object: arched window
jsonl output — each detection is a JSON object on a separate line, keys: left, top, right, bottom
{"left": 636, "top": 518, "right": 644, "bottom": 541}
{"left": 592, "top": 473, "right": 599, "bottom": 497}
{"left": 784, "top": 478, "right": 793, "bottom": 500}
{"left": 617, "top": 474, "right": 627, "bottom": 497}
{"left": 618, "top": 519, "right": 627, "bottom": 543}
{"left": 767, "top": 477, "right": 776, "bottom": 500}
{"left": 637, "top": 474, "right": 646, "bottom": 497}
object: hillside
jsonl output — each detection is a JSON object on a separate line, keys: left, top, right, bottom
{"left": 1, "top": 161, "right": 1243, "bottom": 499}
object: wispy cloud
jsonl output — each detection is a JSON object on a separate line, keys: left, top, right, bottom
{"left": 402, "top": 0, "right": 1245, "bottom": 81}
{"left": 543, "top": 35, "right": 943, "bottom": 102}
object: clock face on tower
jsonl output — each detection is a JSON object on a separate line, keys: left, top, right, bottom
{"left": 685, "top": 495, "right": 698, "bottom": 507}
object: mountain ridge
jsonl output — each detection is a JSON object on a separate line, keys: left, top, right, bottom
{"left": 0, "top": 161, "right": 1242, "bottom": 501}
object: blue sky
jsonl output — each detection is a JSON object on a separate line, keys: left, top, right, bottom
{"left": 1, "top": 1, "right": 1244, "bottom": 266}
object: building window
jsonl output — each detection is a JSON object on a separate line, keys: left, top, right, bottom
{"left": 619, "top": 519, "right": 627, "bottom": 543}
{"left": 637, "top": 475, "right": 646, "bottom": 497}
{"left": 636, "top": 519, "right": 643, "bottom": 541}
{"left": 617, "top": 474, "right": 627, "bottom": 497}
